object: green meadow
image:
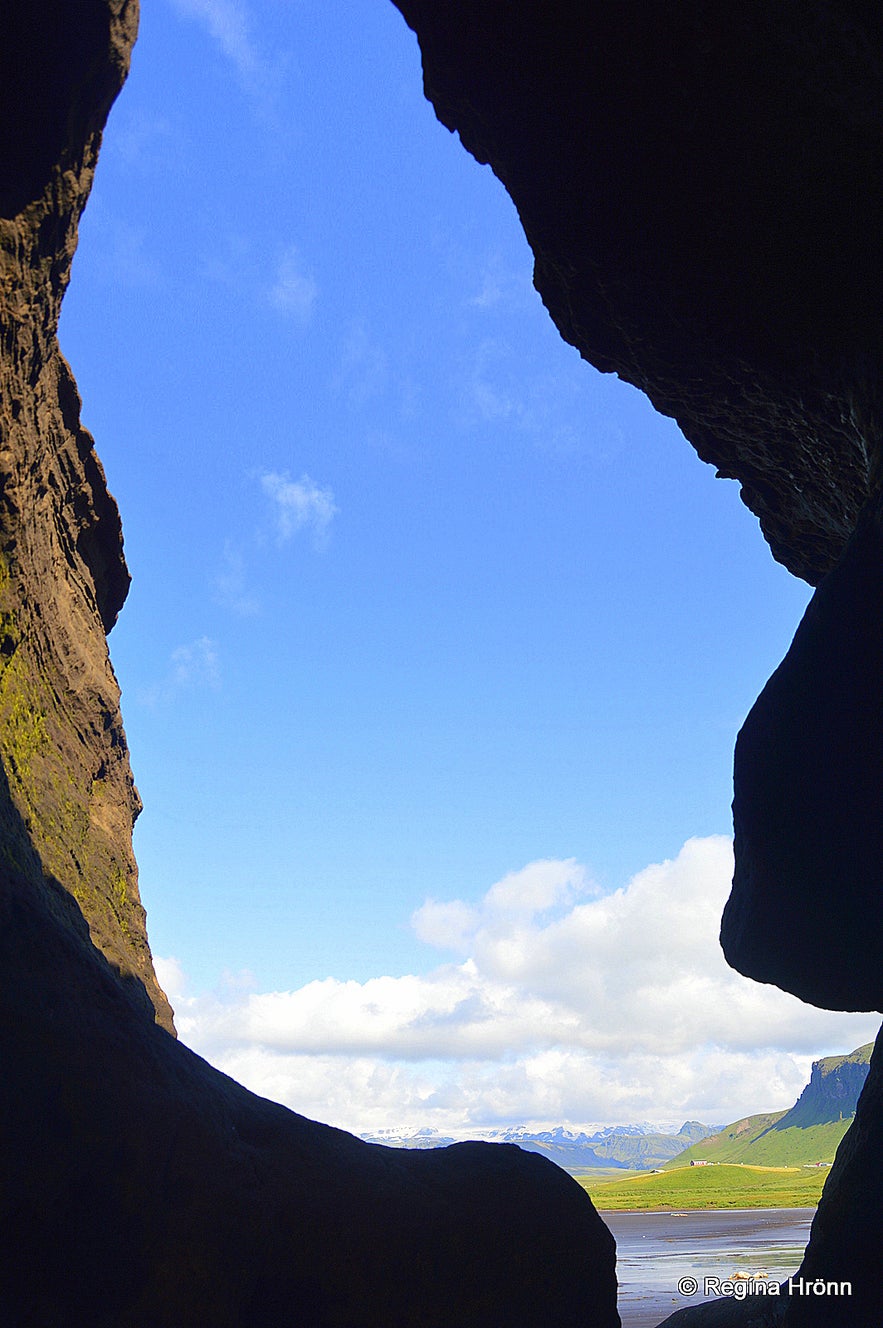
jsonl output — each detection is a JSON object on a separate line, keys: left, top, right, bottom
{"left": 581, "top": 1163, "right": 829, "bottom": 1210}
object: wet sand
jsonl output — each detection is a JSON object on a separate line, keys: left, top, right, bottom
{"left": 602, "top": 1208, "right": 814, "bottom": 1327}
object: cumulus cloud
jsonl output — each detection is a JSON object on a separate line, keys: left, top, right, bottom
{"left": 261, "top": 472, "right": 338, "bottom": 548}
{"left": 160, "top": 838, "right": 879, "bottom": 1135}
{"left": 154, "top": 955, "right": 187, "bottom": 1004}
{"left": 268, "top": 246, "right": 318, "bottom": 321}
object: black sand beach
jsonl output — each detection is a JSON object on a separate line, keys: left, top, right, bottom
{"left": 603, "top": 1208, "right": 813, "bottom": 1327}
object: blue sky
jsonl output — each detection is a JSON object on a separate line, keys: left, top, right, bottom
{"left": 58, "top": 0, "right": 877, "bottom": 1134}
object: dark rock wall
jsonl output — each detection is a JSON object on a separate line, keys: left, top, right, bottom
{"left": 725, "top": 481, "right": 883, "bottom": 1011}
{"left": 2, "top": 872, "right": 617, "bottom": 1325}
{"left": 782, "top": 1024, "right": 883, "bottom": 1326}
{"left": 391, "top": 2, "right": 883, "bottom": 587}
{"left": 0, "top": 1, "right": 619, "bottom": 1322}
{"left": 389, "top": 3, "right": 883, "bottom": 1325}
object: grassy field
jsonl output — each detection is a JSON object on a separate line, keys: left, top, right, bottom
{"left": 567, "top": 1167, "right": 638, "bottom": 1186}
{"left": 581, "top": 1163, "right": 829, "bottom": 1210}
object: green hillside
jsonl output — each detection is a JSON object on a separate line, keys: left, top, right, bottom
{"left": 584, "top": 1164, "right": 828, "bottom": 1211}
{"left": 664, "top": 1112, "right": 849, "bottom": 1168}
{"left": 665, "top": 1112, "right": 786, "bottom": 1166}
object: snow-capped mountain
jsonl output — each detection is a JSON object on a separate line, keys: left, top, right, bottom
{"left": 359, "top": 1120, "right": 717, "bottom": 1169}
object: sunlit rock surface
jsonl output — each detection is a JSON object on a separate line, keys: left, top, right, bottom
{"left": 0, "top": 1, "right": 618, "bottom": 1323}
{"left": 0, "top": 0, "right": 170, "bottom": 1031}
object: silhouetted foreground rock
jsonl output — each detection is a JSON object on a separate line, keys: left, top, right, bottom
{"left": 6, "top": 0, "right": 883, "bottom": 1321}
{"left": 726, "top": 484, "right": 883, "bottom": 1011}
{"left": 390, "top": 3, "right": 883, "bottom": 1325}
{"left": 656, "top": 1027, "right": 883, "bottom": 1327}
{"left": 658, "top": 1293, "right": 786, "bottom": 1327}
{"left": 2, "top": 852, "right": 616, "bottom": 1326}
{"left": 391, "top": 1, "right": 882, "bottom": 588}
{"left": 0, "top": 1, "right": 618, "bottom": 1323}
{"left": 776, "top": 1022, "right": 883, "bottom": 1327}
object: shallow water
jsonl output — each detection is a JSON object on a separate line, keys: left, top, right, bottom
{"left": 602, "top": 1208, "right": 814, "bottom": 1327}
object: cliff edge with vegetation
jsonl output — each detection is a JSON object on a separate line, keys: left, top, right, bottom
{"left": 668, "top": 1045, "right": 873, "bottom": 1169}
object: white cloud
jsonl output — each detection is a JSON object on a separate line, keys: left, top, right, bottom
{"left": 166, "top": 0, "right": 290, "bottom": 127}
{"left": 79, "top": 197, "right": 160, "bottom": 288}
{"left": 137, "top": 636, "right": 220, "bottom": 706}
{"left": 171, "top": 635, "right": 220, "bottom": 688}
{"left": 334, "top": 321, "right": 389, "bottom": 407}
{"left": 169, "top": 0, "right": 264, "bottom": 90}
{"left": 160, "top": 838, "right": 880, "bottom": 1135}
{"left": 212, "top": 542, "right": 260, "bottom": 616}
{"left": 469, "top": 339, "right": 518, "bottom": 422}
{"left": 268, "top": 246, "right": 318, "bottom": 322}
{"left": 411, "top": 898, "right": 478, "bottom": 951}
{"left": 485, "top": 857, "right": 590, "bottom": 916}
{"left": 461, "top": 337, "right": 626, "bottom": 463}
{"left": 106, "top": 109, "right": 174, "bottom": 173}
{"left": 468, "top": 256, "right": 535, "bottom": 312}
{"left": 261, "top": 472, "right": 337, "bottom": 548}
{"left": 328, "top": 323, "right": 421, "bottom": 451}
{"left": 154, "top": 955, "right": 187, "bottom": 1004}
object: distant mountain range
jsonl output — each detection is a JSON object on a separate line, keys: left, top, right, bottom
{"left": 361, "top": 1120, "right": 718, "bottom": 1170}
{"left": 363, "top": 1043, "right": 875, "bottom": 1174}
{"left": 666, "top": 1043, "right": 873, "bottom": 1169}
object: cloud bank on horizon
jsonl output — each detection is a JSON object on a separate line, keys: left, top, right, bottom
{"left": 157, "top": 836, "right": 878, "bottom": 1136}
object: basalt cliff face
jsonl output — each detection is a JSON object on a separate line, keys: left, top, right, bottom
{"left": 0, "top": 2, "right": 617, "bottom": 1325}
{"left": 777, "top": 1044, "right": 872, "bottom": 1131}
{"left": 390, "top": 2, "right": 883, "bottom": 1325}
{"left": 0, "top": 0, "right": 170, "bottom": 1029}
